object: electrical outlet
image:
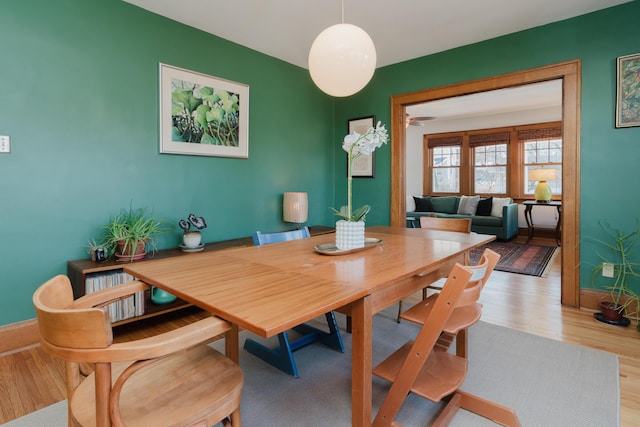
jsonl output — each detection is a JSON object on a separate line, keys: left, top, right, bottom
{"left": 602, "top": 263, "right": 615, "bottom": 278}
{"left": 0, "top": 135, "right": 10, "bottom": 153}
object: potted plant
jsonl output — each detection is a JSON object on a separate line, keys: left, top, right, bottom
{"left": 178, "top": 213, "right": 207, "bottom": 249}
{"left": 103, "top": 205, "right": 166, "bottom": 262}
{"left": 331, "top": 121, "right": 388, "bottom": 250}
{"left": 86, "top": 238, "right": 108, "bottom": 262}
{"left": 589, "top": 220, "right": 640, "bottom": 327}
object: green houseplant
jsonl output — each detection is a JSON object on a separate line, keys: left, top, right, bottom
{"left": 589, "top": 220, "right": 640, "bottom": 327}
{"left": 103, "top": 205, "right": 166, "bottom": 262}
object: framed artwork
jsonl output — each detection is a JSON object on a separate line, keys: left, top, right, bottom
{"left": 348, "top": 115, "right": 376, "bottom": 178}
{"left": 616, "top": 53, "right": 640, "bottom": 128}
{"left": 159, "top": 63, "right": 249, "bottom": 158}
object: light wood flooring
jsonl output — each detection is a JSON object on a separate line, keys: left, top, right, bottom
{"left": 1, "top": 237, "right": 639, "bottom": 425}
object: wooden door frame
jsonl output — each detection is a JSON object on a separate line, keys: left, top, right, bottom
{"left": 390, "top": 60, "right": 581, "bottom": 307}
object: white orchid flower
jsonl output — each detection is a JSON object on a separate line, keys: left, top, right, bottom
{"left": 333, "top": 120, "right": 389, "bottom": 222}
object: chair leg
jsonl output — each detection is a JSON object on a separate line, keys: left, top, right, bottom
{"left": 396, "top": 300, "right": 403, "bottom": 323}
{"left": 322, "top": 311, "right": 345, "bottom": 352}
{"left": 243, "top": 311, "right": 344, "bottom": 377}
{"left": 229, "top": 407, "right": 242, "bottom": 426}
{"left": 433, "top": 391, "right": 520, "bottom": 427}
{"left": 455, "top": 329, "right": 468, "bottom": 358}
{"left": 291, "top": 312, "right": 344, "bottom": 352}
{"left": 243, "top": 331, "right": 299, "bottom": 377}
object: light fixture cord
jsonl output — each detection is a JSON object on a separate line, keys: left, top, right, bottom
{"left": 341, "top": 0, "right": 344, "bottom": 23}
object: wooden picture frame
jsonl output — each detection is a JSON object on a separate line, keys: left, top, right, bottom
{"left": 616, "top": 53, "right": 640, "bottom": 128}
{"left": 348, "top": 115, "right": 376, "bottom": 178}
{"left": 159, "top": 63, "right": 249, "bottom": 158}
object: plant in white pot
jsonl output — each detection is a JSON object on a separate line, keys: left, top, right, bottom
{"left": 103, "top": 205, "right": 166, "bottom": 262}
{"left": 178, "top": 213, "right": 207, "bottom": 249}
{"left": 331, "top": 121, "right": 388, "bottom": 250}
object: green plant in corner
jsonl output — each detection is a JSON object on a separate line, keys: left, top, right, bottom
{"left": 589, "top": 220, "right": 640, "bottom": 327}
{"left": 103, "top": 204, "right": 167, "bottom": 262}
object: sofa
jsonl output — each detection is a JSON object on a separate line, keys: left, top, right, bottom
{"left": 406, "top": 195, "right": 518, "bottom": 240}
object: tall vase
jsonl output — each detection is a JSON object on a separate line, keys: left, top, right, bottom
{"left": 335, "top": 220, "right": 365, "bottom": 250}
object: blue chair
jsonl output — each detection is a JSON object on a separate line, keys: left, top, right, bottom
{"left": 243, "top": 226, "right": 344, "bottom": 377}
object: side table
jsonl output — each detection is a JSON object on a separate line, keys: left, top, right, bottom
{"left": 523, "top": 200, "right": 561, "bottom": 246}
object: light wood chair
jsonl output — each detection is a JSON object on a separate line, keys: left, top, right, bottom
{"left": 396, "top": 216, "right": 472, "bottom": 322}
{"left": 243, "top": 227, "right": 344, "bottom": 377}
{"left": 400, "top": 248, "right": 500, "bottom": 358}
{"left": 33, "top": 275, "right": 243, "bottom": 427}
{"left": 372, "top": 256, "right": 519, "bottom": 427}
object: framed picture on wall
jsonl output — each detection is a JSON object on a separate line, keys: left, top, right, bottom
{"left": 347, "top": 115, "right": 376, "bottom": 178}
{"left": 159, "top": 63, "right": 249, "bottom": 158}
{"left": 616, "top": 53, "right": 640, "bottom": 128}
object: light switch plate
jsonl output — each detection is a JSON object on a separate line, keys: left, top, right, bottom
{"left": 602, "top": 263, "right": 615, "bottom": 278}
{"left": 0, "top": 135, "right": 10, "bottom": 153}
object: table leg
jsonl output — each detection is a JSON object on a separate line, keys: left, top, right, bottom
{"left": 524, "top": 205, "right": 534, "bottom": 243}
{"left": 225, "top": 323, "right": 240, "bottom": 364}
{"left": 351, "top": 296, "right": 373, "bottom": 427}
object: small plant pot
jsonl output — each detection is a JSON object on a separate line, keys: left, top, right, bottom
{"left": 599, "top": 301, "right": 624, "bottom": 322}
{"left": 183, "top": 231, "right": 202, "bottom": 248}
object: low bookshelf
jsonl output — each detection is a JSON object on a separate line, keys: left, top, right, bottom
{"left": 67, "top": 226, "right": 334, "bottom": 327}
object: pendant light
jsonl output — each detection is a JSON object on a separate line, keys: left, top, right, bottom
{"left": 308, "top": 0, "right": 376, "bottom": 97}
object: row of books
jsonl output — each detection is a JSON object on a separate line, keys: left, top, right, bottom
{"left": 85, "top": 270, "right": 145, "bottom": 323}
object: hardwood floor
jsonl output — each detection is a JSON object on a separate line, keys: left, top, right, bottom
{"left": 1, "top": 237, "right": 639, "bottom": 425}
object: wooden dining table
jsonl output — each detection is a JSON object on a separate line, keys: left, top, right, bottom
{"left": 124, "top": 225, "right": 494, "bottom": 427}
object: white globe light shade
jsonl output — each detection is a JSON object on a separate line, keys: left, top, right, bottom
{"left": 308, "top": 23, "right": 377, "bottom": 97}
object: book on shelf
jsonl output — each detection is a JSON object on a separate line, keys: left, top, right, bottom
{"left": 85, "top": 270, "right": 145, "bottom": 323}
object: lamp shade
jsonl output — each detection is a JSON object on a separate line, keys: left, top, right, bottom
{"left": 308, "top": 23, "right": 376, "bottom": 97}
{"left": 283, "top": 192, "right": 308, "bottom": 224}
{"left": 528, "top": 168, "right": 557, "bottom": 182}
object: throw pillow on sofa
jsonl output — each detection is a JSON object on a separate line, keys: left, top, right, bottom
{"left": 413, "top": 196, "right": 433, "bottom": 212}
{"left": 431, "top": 196, "right": 459, "bottom": 214}
{"left": 476, "top": 197, "right": 493, "bottom": 216}
{"left": 491, "top": 197, "right": 512, "bottom": 217}
{"left": 457, "top": 195, "right": 480, "bottom": 215}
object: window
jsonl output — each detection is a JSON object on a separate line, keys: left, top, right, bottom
{"left": 428, "top": 135, "right": 461, "bottom": 193}
{"left": 520, "top": 127, "right": 562, "bottom": 196}
{"left": 470, "top": 131, "right": 509, "bottom": 194}
{"left": 432, "top": 145, "right": 460, "bottom": 192}
{"left": 423, "top": 122, "right": 562, "bottom": 198}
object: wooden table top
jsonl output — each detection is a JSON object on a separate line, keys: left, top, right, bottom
{"left": 124, "top": 226, "right": 493, "bottom": 338}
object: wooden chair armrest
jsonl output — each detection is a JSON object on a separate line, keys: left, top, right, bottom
{"left": 71, "top": 281, "right": 149, "bottom": 309}
{"left": 60, "top": 315, "right": 232, "bottom": 363}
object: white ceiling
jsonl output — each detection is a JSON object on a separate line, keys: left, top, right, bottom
{"left": 123, "top": 0, "right": 630, "bottom": 69}
{"left": 406, "top": 79, "right": 563, "bottom": 123}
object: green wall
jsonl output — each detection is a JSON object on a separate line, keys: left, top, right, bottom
{"left": 2, "top": 0, "right": 639, "bottom": 326}
{"left": 335, "top": 0, "right": 640, "bottom": 298}
{"left": 0, "top": 0, "right": 337, "bottom": 325}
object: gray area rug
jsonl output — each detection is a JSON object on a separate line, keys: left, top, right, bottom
{"left": 3, "top": 309, "right": 619, "bottom": 427}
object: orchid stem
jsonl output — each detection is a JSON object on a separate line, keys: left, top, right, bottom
{"left": 347, "top": 147, "right": 353, "bottom": 220}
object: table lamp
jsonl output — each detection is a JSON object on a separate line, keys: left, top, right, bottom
{"left": 283, "top": 192, "right": 308, "bottom": 228}
{"left": 528, "top": 168, "right": 557, "bottom": 203}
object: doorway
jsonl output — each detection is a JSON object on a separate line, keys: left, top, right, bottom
{"left": 389, "top": 60, "right": 581, "bottom": 307}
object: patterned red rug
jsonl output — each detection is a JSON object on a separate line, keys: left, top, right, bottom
{"left": 469, "top": 241, "right": 558, "bottom": 277}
